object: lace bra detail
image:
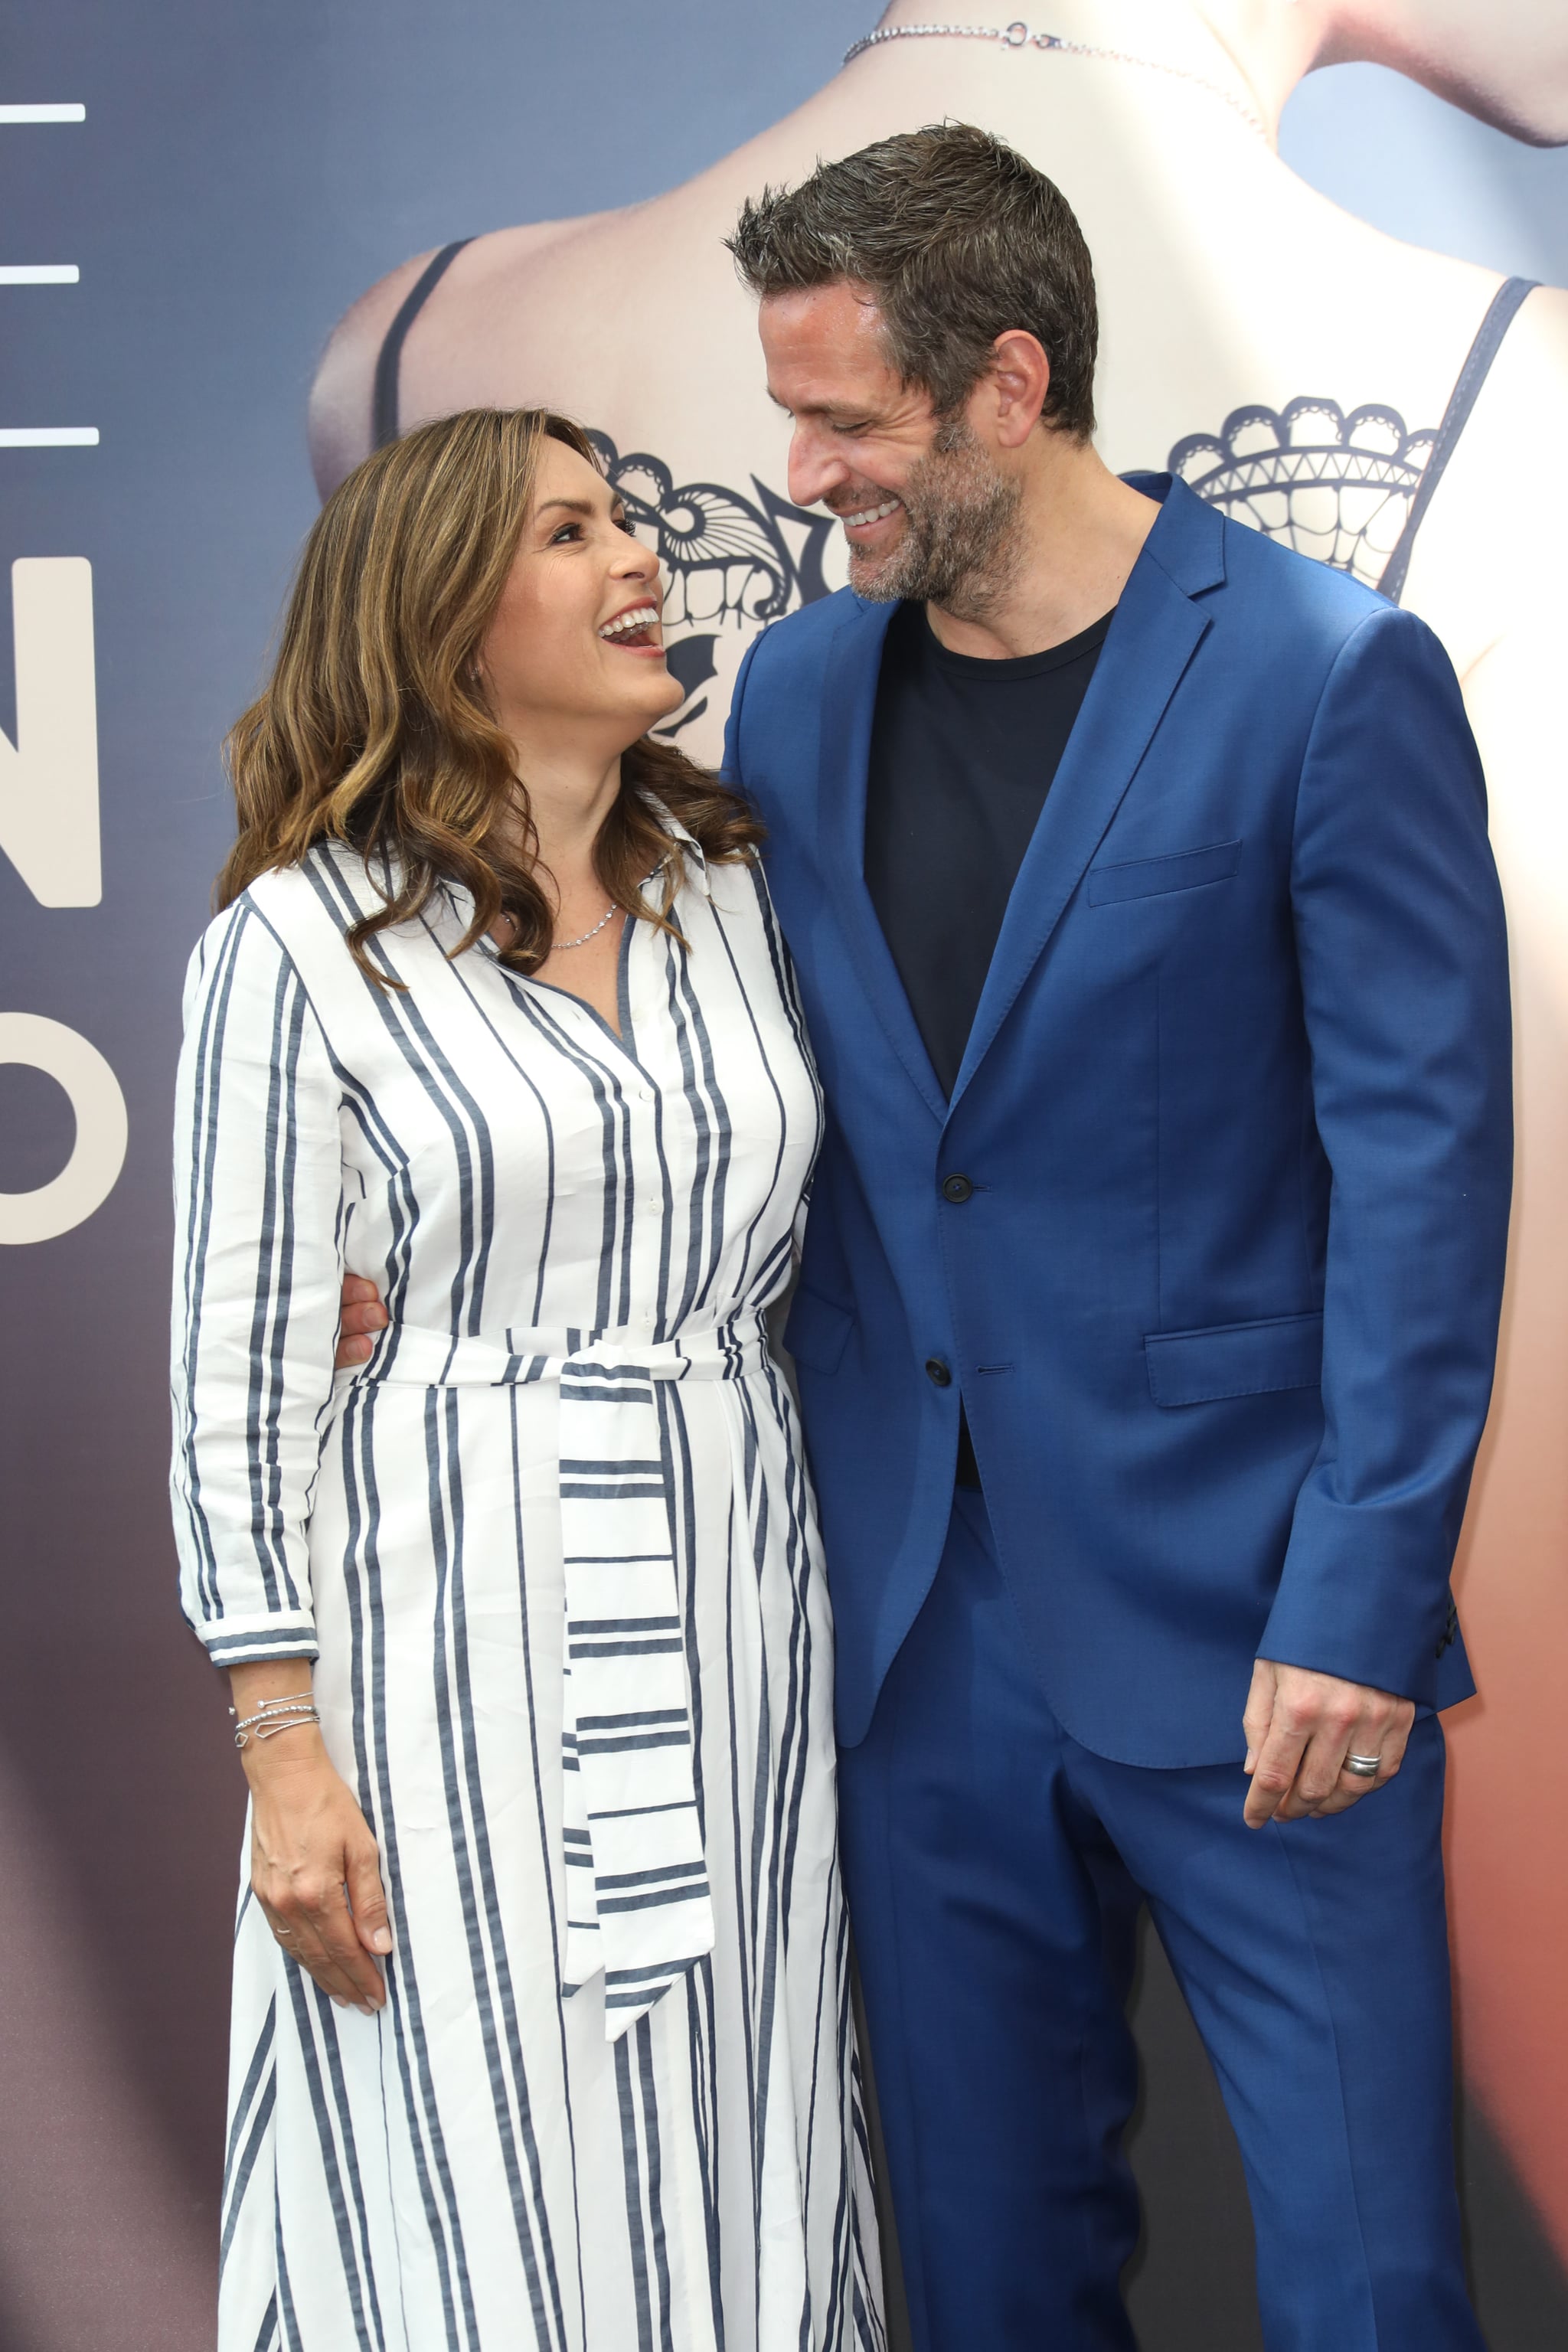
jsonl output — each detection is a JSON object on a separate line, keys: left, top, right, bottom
{"left": 1169, "top": 399, "right": 1435, "bottom": 593}
{"left": 1168, "top": 277, "right": 1537, "bottom": 604}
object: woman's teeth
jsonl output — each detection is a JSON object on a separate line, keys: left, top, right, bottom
{"left": 599, "top": 606, "right": 659, "bottom": 642}
{"left": 842, "top": 498, "right": 902, "bottom": 529}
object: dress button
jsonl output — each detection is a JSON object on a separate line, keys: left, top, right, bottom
{"left": 940, "top": 1173, "right": 974, "bottom": 1204}
{"left": 924, "top": 1357, "right": 952, "bottom": 1387}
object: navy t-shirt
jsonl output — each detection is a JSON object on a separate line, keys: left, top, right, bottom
{"left": 864, "top": 599, "right": 1114, "bottom": 1098}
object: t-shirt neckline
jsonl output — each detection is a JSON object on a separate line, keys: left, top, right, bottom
{"left": 910, "top": 599, "right": 1116, "bottom": 681}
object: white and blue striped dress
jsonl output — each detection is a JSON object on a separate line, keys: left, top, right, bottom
{"left": 170, "top": 822, "right": 884, "bottom": 2352}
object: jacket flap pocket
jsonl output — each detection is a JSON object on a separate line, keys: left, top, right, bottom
{"left": 1145, "top": 1310, "right": 1323, "bottom": 1407}
{"left": 783, "top": 1285, "right": 854, "bottom": 1377}
{"left": 1088, "top": 838, "right": 1243, "bottom": 906}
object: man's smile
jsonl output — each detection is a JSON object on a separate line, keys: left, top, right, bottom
{"left": 835, "top": 495, "right": 903, "bottom": 537}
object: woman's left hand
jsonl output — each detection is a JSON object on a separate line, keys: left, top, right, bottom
{"left": 230, "top": 1663, "right": 392, "bottom": 2013}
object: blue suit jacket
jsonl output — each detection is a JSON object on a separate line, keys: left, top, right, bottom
{"left": 724, "top": 475, "right": 1512, "bottom": 1765}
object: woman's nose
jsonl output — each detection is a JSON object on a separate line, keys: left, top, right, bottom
{"left": 613, "top": 534, "right": 659, "bottom": 581}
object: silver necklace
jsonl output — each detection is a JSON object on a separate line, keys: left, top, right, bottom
{"left": 843, "top": 20, "right": 1267, "bottom": 139}
{"left": 549, "top": 856, "right": 667, "bottom": 951}
{"left": 553, "top": 900, "right": 621, "bottom": 951}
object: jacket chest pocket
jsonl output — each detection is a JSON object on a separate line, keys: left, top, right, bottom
{"left": 1087, "top": 838, "right": 1243, "bottom": 906}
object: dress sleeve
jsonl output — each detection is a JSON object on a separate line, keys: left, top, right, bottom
{"left": 170, "top": 897, "right": 346, "bottom": 1668}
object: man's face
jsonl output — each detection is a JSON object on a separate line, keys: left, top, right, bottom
{"left": 760, "top": 281, "right": 1021, "bottom": 610}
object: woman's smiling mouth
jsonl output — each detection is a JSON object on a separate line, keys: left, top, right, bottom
{"left": 599, "top": 601, "right": 663, "bottom": 651}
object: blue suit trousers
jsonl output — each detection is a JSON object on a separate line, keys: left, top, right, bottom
{"left": 838, "top": 1489, "right": 1483, "bottom": 2352}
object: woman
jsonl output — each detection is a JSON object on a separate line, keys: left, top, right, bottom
{"left": 170, "top": 407, "right": 884, "bottom": 2352}
{"left": 311, "top": 0, "right": 1568, "bottom": 2259}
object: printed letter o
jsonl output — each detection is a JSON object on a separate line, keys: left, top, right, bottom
{"left": 0, "top": 1013, "right": 128, "bottom": 1243}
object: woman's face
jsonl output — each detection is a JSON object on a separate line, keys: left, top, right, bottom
{"left": 1331, "top": 0, "right": 1568, "bottom": 144}
{"left": 476, "top": 438, "right": 683, "bottom": 748}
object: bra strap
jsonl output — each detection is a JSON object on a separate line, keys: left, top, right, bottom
{"left": 1379, "top": 276, "right": 1538, "bottom": 606}
{"left": 370, "top": 237, "right": 475, "bottom": 449}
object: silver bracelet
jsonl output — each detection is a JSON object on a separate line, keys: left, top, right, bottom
{"left": 230, "top": 1689, "right": 314, "bottom": 1725}
{"left": 235, "top": 1712, "right": 321, "bottom": 1748}
{"left": 230, "top": 1690, "right": 320, "bottom": 1749}
{"left": 233, "top": 1709, "right": 321, "bottom": 1748}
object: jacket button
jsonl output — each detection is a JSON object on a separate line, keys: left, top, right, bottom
{"left": 925, "top": 1357, "right": 952, "bottom": 1387}
{"left": 940, "top": 1173, "right": 974, "bottom": 1204}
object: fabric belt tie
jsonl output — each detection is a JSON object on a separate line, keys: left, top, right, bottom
{"left": 361, "top": 1313, "right": 767, "bottom": 2040}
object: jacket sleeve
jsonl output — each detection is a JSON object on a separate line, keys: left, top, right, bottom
{"left": 720, "top": 627, "right": 767, "bottom": 791}
{"left": 1259, "top": 604, "right": 1513, "bottom": 1701}
{"left": 169, "top": 898, "right": 346, "bottom": 1668}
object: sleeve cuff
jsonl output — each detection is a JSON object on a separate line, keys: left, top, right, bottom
{"left": 195, "top": 1613, "right": 320, "bottom": 1670}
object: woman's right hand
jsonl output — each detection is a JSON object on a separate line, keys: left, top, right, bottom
{"left": 232, "top": 1668, "right": 392, "bottom": 2014}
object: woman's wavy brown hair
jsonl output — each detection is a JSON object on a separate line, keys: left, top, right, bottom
{"left": 219, "top": 407, "right": 761, "bottom": 981}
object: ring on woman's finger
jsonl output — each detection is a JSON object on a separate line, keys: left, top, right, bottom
{"left": 1342, "top": 1752, "right": 1382, "bottom": 1779}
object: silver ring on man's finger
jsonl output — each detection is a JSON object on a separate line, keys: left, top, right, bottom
{"left": 275, "top": 1926, "right": 295, "bottom": 1939}
{"left": 1343, "top": 1753, "right": 1382, "bottom": 1779}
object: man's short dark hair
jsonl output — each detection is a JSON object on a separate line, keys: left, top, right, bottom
{"left": 727, "top": 122, "right": 1098, "bottom": 440}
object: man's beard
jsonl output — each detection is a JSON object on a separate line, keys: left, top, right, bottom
{"left": 844, "top": 419, "right": 1022, "bottom": 616}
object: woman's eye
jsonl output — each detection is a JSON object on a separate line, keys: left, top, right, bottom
{"left": 615, "top": 514, "right": 638, "bottom": 539}
{"left": 550, "top": 523, "right": 583, "bottom": 545}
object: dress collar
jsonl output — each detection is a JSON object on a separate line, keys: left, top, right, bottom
{"left": 639, "top": 792, "right": 710, "bottom": 900}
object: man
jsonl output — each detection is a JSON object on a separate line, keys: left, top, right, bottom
{"left": 341, "top": 123, "right": 1510, "bottom": 2350}
{"left": 724, "top": 125, "right": 1508, "bottom": 2352}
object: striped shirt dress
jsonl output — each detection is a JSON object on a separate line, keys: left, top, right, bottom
{"left": 169, "top": 822, "right": 885, "bottom": 2352}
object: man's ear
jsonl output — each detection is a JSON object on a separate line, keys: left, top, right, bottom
{"left": 987, "top": 330, "right": 1051, "bottom": 449}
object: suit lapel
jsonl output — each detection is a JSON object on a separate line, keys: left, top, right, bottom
{"left": 949, "top": 492, "right": 1220, "bottom": 1110}
{"left": 816, "top": 597, "right": 949, "bottom": 1122}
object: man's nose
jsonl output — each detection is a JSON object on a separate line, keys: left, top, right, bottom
{"left": 787, "top": 425, "right": 846, "bottom": 513}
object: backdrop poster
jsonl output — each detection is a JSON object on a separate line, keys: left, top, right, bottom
{"left": 2, "top": 6, "right": 1566, "bottom": 2348}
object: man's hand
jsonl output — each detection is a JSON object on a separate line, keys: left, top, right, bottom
{"left": 1242, "top": 1658, "right": 1414, "bottom": 1828}
{"left": 336, "top": 1273, "right": 388, "bottom": 1369}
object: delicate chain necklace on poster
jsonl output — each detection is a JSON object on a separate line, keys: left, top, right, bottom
{"left": 843, "top": 21, "right": 1269, "bottom": 140}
